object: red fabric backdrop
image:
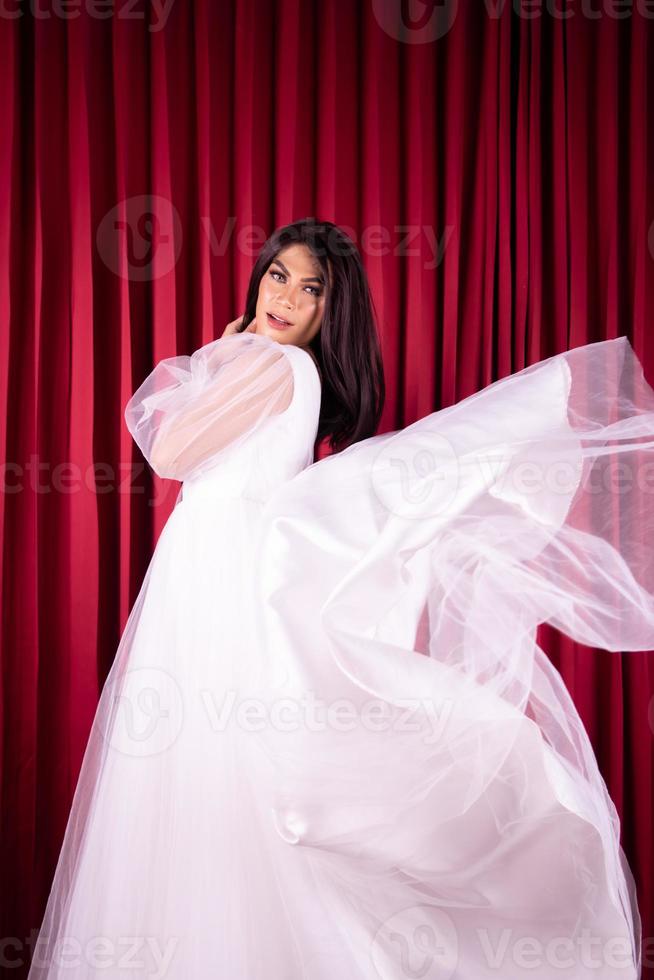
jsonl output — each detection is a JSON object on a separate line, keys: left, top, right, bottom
{"left": 1, "top": 0, "right": 653, "bottom": 975}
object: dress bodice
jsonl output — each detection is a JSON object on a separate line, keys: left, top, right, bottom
{"left": 179, "top": 343, "right": 322, "bottom": 507}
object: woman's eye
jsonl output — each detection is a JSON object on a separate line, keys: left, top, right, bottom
{"left": 269, "top": 269, "right": 321, "bottom": 298}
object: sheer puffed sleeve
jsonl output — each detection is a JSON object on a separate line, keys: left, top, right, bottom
{"left": 124, "top": 332, "right": 294, "bottom": 482}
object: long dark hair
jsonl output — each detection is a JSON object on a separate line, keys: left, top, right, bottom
{"left": 237, "top": 218, "right": 385, "bottom": 453}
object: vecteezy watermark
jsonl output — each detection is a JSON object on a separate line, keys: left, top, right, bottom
{"left": 0, "top": 0, "right": 176, "bottom": 31}
{"left": 475, "top": 926, "right": 640, "bottom": 971}
{"left": 370, "top": 423, "right": 461, "bottom": 521}
{"left": 200, "top": 690, "right": 455, "bottom": 746}
{"left": 367, "top": 915, "right": 645, "bottom": 978}
{"left": 96, "top": 194, "right": 183, "bottom": 282}
{"left": 372, "top": 0, "right": 459, "bottom": 43}
{"left": 201, "top": 220, "right": 454, "bottom": 268}
{"left": 1, "top": 458, "right": 146, "bottom": 496}
{"left": 370, "top": 906, "right": 458, "bottom": 979}
{"left": 371, "top": 0, "right": 654, "bottom": 45}
{"left": 0, "top": 459, "right": 184, "bottom": 507}
{"left": 4, "top": 448, "right": 654, "bottom": 510}
{"left": 94, "top": 666, "right": 185, "bottom": 759}
{"left": 95, "top": 672, "right": 457, "bottom": 758}
{"left": 5, "top": 930, "right": 179, "bottom": 976}
{"left": 95, "top": 202, "right": 453, "bottom": 281}
{"left": 369, "top": 432, "right": 654, "bottom": 521}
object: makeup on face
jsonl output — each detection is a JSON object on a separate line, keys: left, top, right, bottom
{"left": 255, "top": 244, "right": 328, "bottom": 347}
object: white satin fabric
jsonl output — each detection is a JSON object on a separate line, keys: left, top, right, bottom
{"left": 29, "top": 331, "right": 654, "bottom": 979}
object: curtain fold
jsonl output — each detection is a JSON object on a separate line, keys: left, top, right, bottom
{"left": 0, "top": 2, "right": 652, "bottom": 976}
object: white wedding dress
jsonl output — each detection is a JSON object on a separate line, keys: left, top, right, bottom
{"left": 28, "top": 331, "right": 654, "bottom": 979}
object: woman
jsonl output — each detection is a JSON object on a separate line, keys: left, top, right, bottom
{"left": 29, "top": 218, "right": 654, "bottom": 979}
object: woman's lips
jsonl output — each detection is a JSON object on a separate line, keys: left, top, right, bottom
{"left": 267, "top": 312, "right": 293, "bottom": 330}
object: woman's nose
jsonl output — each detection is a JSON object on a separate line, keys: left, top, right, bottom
{"left": 276, "top": 291, "right": 295, "bottom": 309}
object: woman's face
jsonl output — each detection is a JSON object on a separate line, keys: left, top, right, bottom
{"left": 253, "top": 244, "right": 328, "bottom": 348}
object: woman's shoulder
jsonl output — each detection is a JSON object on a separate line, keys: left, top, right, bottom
{"left": 243, "top": 333, "right": 322, "bottom": 391}
{"left": 291, "top": 343, "right": 322, "bottom": 384}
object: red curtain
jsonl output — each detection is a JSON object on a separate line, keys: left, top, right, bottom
{"left": 1, "top": 0, "right": 653, "bottom": 975}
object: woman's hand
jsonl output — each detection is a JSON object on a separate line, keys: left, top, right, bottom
{"left": 222, "top": 314, "right": 257, "bottom": 337}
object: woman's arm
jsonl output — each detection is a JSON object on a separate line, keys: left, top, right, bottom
{"left": 125, "top": 334, "right": 294, "bottom": 482}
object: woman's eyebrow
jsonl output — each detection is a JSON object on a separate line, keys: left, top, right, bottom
{"left": 272, "top": 258, "right": 325, "bottom": 284}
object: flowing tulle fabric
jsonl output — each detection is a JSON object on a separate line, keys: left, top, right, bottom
{"left": 29, "top": 331, "right": 654, "bottom": 979}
